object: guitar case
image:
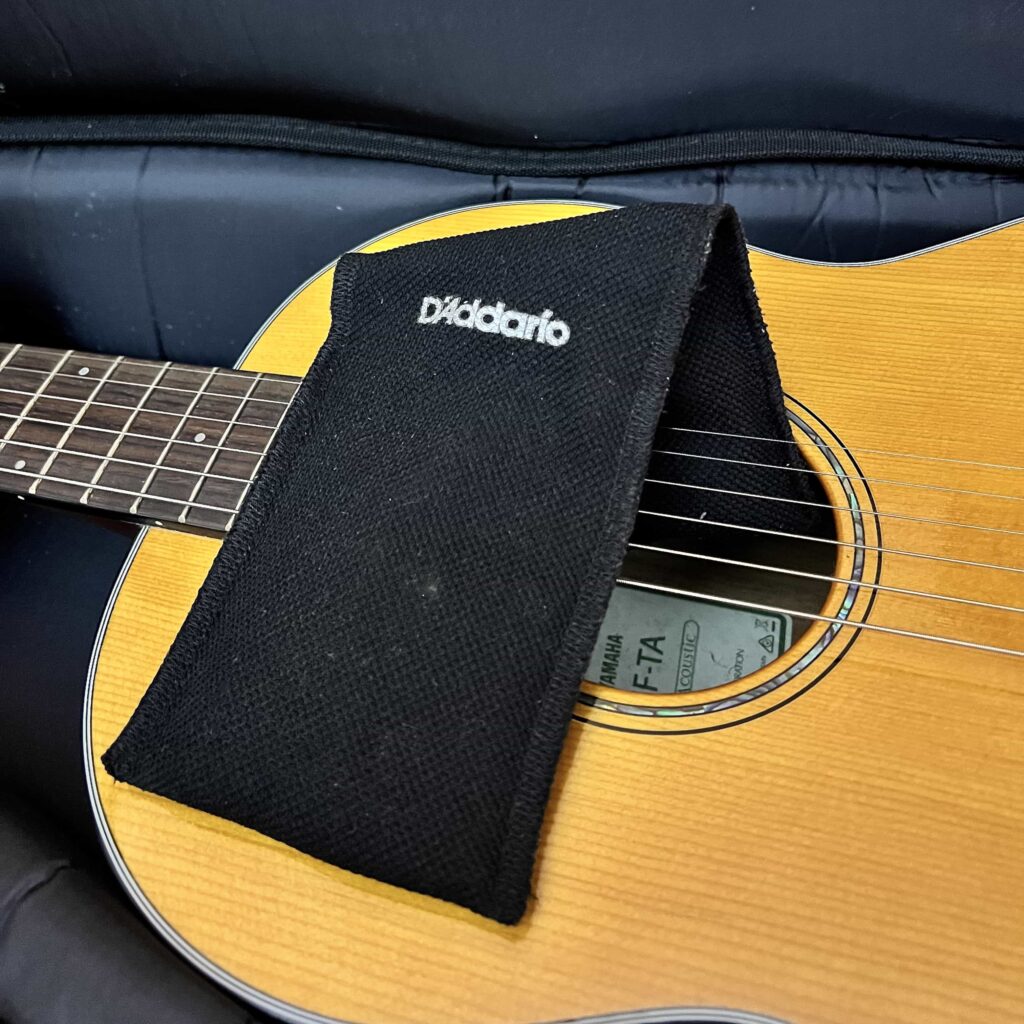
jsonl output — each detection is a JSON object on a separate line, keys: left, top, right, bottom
{"left": 2, "top": 2, "right": 1024, "bottom": 1019}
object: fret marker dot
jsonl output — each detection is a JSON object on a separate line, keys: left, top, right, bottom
{"left": 14, "top": 459, "right": 26, "bottom": 470}
{"left": 194, "top": 432, "right": 207, "bottom": 443}
{"left": 78, "top": 367, "right": 90, "bottom": 376}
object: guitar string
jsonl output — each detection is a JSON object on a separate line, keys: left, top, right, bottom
{"left": 2, "top": 347, "right": 1022, "bottom": 474}
{"left": 1, "top": 371, "right": 1023, "bottom": 499}
{"left": 2, "top": 365, "right": 1022, "bottom": 608}
{"left": 0, "top": 462, "right": 241, "bottom": 517}
{"left": 628, "top": 542, "right": 1024, "bottom": 615}
{"left": 659, "top": 424, "right": 1024, "bottom": 473}
{"left": 0, "top": 383, "right": 290, "bottom": 430}
{"left": 615, "top": 579, "right": 1024, "bottom": 658}
{"left": 3, "top": 408, "right": 1024, "bottom": 540}
{"left": 646, "top": 478, "right": 1024, "bottom": 537}
{"left": 651, "top": 449, "right": 1024, "bottom": 503}
{"left": 0, "top": 346, "right": 288, "bottom": 387}
{"left": 2, "top": 362, "right": 1024, "bottom": 477}
{"left": 4, "top": 351, "right": 1021, "bottom": 654}
{"left": 4, "top": 432, "right": 1024, "bottom": 584}
{"left": 4, "top": 384, "right": 1024, "bottom": 514}
{"left": 636, "top": 510, "right": 1024, "bottom": 575}
{"left": 5, "top": 421, "right": 1024, "bottom": 512}
{"left": 2, "top": 421, "right": 1022, "bottom": 585}
{"left": 3, "top": 406, "right": 1024, "bottom": 538}
{"left": 2, "top": 459, "right": 1022, "bottom": 617}
{"left": 0, "top": 435, "right": 266, "bottom": 485}
{"left": 3, "top": 464, "right": 1023, "bottom": 653}
{"left": 0, "top": 360, "right": 296, "bottom": 406}
{"left": 0, "top": 409, "right": 285, "bottom": 459}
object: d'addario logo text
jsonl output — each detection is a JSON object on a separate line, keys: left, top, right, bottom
{"left": 417, "top": 296, "right": 571, "bottom": 347}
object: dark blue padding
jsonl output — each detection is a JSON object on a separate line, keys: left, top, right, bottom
{"left": 2, "top": 146, "right": 1023, "bottom": 366}
{"left": 2, "top": 2, "right": 1024, "bottom": 148}
{"left": 0, "top": 797, "right": 264, "bottom": 1022}
{"left": 0, "top": 502, "right": 135, "bottom": 844}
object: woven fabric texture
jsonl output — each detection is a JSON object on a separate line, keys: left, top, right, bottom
{"left": 103, "top": 204, "right": 818, "bottom": 923}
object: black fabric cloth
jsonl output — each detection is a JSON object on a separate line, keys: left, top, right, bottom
{"left": 102, "top": 203, "right": 821, "bottom": 923}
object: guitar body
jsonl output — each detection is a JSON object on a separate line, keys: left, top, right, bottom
{"left": 86, "top": 203, "right": 1024, "bottom": 1024}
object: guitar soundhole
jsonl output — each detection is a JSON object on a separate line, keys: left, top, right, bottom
{"left": 582, "top": 403, "right": 870, "bottom": 713}
{"left": 609, "top": 525, "right": 835, "bottom": 694}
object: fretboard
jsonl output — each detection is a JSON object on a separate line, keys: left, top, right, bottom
{"left": 0, "top": 342, "right": 300, "bottom": 533}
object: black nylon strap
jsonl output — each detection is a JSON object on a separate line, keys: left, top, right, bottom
{"left": 103, "top": 203, "right": 819, "bottom": 923}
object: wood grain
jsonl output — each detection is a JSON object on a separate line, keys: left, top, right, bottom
{"left": 89, "top": 204, "right": 1024, "bottom": 1024}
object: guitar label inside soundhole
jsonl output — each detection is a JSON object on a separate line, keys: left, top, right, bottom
{"left": 585, "top": 585, "right": 792, "bottom": 694}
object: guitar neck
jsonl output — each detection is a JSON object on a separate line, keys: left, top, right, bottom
{"left": 0, "top": 342, "right": 300, "bottom": 533}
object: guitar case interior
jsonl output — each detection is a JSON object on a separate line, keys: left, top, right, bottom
{"left": 2, "top": 2, "right": 1024, "bottom": 1020}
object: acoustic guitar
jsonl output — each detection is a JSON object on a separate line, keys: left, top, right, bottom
{"left": 0, "top": 201, "right": 1021, "bottom": 1024}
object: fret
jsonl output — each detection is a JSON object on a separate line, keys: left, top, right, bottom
{"left": 219, "top": 421, "right": 276, "bottom": 452}
{"left": 235, "top": 393, "right": 286, "bottom": 428}
{"left": 0, "top": 343, "right": 298, "bottom": 532}
{"left": 31, "top": 394, "right": 82, "bottom": 425}
{"left": 0, "top": 423, "right": 54, "bottom": 480}
{"left": 79, "top": 400, "right": 136, "bottom": 434}
{"left": 130, "top": 364, "right": 220, "bottom": 520}
{"left": 0, "top": 342, "right": 21, "bottom": 370}
{"left": 0, "top": 388, "right": 25, "bottom": 417}
{"left": 84, "top": 361, "right": 174, "bottom": 514}
{"left": 162, "top": 437, "right": 227, "bottom": 473}
{"left": 0, "top": 370, "right": 298, "bottom": 424}
{"left": 181, "top": 365, "right": 254, "bottom": 397}
{"left": 1, "top": 349, "right": 73, "bottom": 443}
{"left": 163, "top": 395, "right": 266, "bottom": 530}
{"left": 0, "top": 368, "right": 59, "bottom": 396}
{"left": 249, "top": 376, "right": 297, "bottom": 403}
{"left": 6, "top": 345, "right": 73, "bottom": 373}
{"left": 31, "top": 356, "right": 123, "bottom": 504}
{"left": 94, "top": 441, "right": 171, "bottom": 513}
{"left": 190, "top": 392, "right": 255, "bottom": 423}
{"left": 123, "top": 358, "right": 294, "bottom": 388}
{"left": 46, "top": 372, "right": 111, "bottom": 401}
{"left": 180, "top": 370, "right": 262, "bottom": 527}
{"left": 5, "top": 360, "right": 294, "bottom": 404}
{"left": 0, "top": 433, "right": 255, "bottom": 528}
{"left": 0, "top": 431, "right": 250, "bottom": 485}
{"left": 64, "top": 351, "right": 124, "bottom": 379}
{"left": 0, "top": 415, "right": 65, "bottom": 451}
{"left": 0, "top": 384, "right": 294, "bottom": 428}
{"left": 222, "top": 389, "right": 297, "bottom": 529}
{"left": 95, "top": 379, "right": 166, "bottom": 409}
{"left": 6, "top": 407, "right": 277, "bottom": 459}
{"left": 0, "top": 347, "right": 73, "bottom": 499}
{"left": 0, "top": 462, "right": 241, "bottom": 520}
{"left": 206, "top": 446, "right": 264, "bottom": 481}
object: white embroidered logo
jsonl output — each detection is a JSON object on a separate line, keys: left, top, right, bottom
{"left": 416, "top": 296, "right": 571, "bottom": 347}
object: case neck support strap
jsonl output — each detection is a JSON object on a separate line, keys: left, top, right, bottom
{"left": 103, "top": 204, "right": 821, "bottom": 924}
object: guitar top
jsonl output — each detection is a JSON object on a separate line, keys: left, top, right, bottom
{"left": 4, "top": 201, "right": 1020, "bottom": 1024}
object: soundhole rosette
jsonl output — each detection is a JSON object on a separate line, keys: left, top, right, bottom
{"left": 574, "top": 398, "right": 878, "bottom": 734}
